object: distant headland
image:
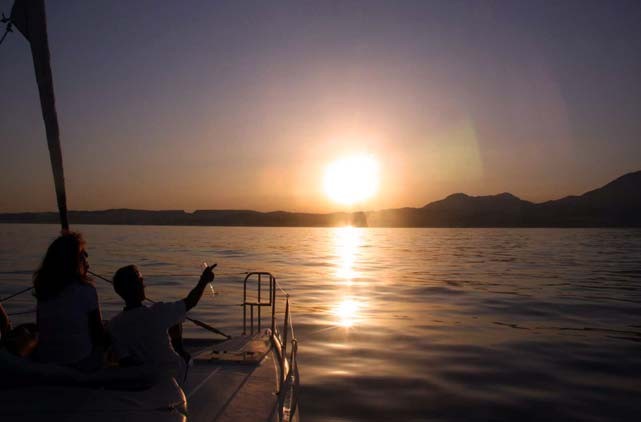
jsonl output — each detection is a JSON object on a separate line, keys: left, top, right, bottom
{"left": 2, "top": 171, "right": 640, "bottom": 228}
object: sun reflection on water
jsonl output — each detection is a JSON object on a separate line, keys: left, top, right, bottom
{"left": 334, "top": 226, "right": 361, "bottom": 282}
{"left": 333, "top": 298, "right": 362, "bottom": 327}
{"left": 331, "top": 227, "right": 367, "bottom": 328}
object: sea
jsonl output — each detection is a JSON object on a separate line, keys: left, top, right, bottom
{"left": 1, "top": 224, "right": 640, "bottom": 421}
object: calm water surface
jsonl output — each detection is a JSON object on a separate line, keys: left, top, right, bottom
{"left": 1, "top": 224, "right": 640, "bottom": 421}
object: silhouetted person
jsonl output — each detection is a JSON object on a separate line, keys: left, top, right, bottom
{"left": 108, "top": 264, "right": 215, "bottom": 384}
{"left": 0, "top": 303, "right": 38, "bottom": 357}
{"left": 34, "top": 232, "right": 105, "bottom": 370}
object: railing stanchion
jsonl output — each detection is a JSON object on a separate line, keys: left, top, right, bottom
{"left": 250, "top": 304, "right": 254, "bottom": 335}
{"left": 290, "top": 340, "right": 300, "bottom": 420}
{"left": 242, "top": 274, "right": 248, "bottom": 335}
{"left": 271, "top": 276, "right": 276, "bottom": 336}
{"left": 258, "top": 273, "right": 262, "bottom": 332}
{"left": 240, "top": 272, "right": 298, "bottom": 420}
{"left": 282, "top": 295, "right": 289, "bottom": 376}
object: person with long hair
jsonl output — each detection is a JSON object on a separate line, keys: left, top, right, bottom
{"left": 33, "top": 232, "right": 105, "bottom": 369}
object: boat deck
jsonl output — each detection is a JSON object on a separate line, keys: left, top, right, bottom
{"left": 183, "top": 334, "right": 280, "bottom": 422}
{"left": 0, "top": 334, "right": 280, "bottom": 422}
{"left": 0, "top": 273, "right": 296, "bottom": 421}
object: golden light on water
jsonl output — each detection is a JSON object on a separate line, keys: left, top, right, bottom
{"left": 331, "top": 226, "right": 366, "bottom": 328}
{"left": 333, "top": 298, "right": 362, "bottom": 327}
{"left": 323, "top": 154, "right": 380, "bottom": 205}
{"left": 334, "top": 226, "right": 361, "bottom": 281}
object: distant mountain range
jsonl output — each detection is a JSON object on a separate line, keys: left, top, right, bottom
{"left": 1, "top": 170, "right": 640, "bottom": 227}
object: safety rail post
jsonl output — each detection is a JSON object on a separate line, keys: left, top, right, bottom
{"left": 290, "top": 339, "right": 299, "bottom": 420}
{"left": 258, "top": 273, "right": 262, "bottom": 332}
{"left": 250, "top": 305, "right": 254, "bottom": 335}
{"left": 278, "top": 338, "right": 297, "bottom": 422}
{"left": 271, "top": 276, "right": 276, "bottom": 336}
{"left": 289, "top": 338, "right": 296, "bottom": 369}
{"left": 281, "top": 295, "right": 290, "bottom": 376}
{"left": 242, "top": 274, "right": 248, "bottom": 335}
{"left": 279, "top": 354, "right": 285, "bottom": 396}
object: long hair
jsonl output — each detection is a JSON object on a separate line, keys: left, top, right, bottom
{"left": 33, "top": 232, "right": 91, "bottom": 301}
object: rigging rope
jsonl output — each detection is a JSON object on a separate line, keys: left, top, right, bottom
{"left": 0, "top": 271, "right": 231, "bottom": 338}
{"left": 7, "top": 309, "right": 36, "bottom": 316}
{"left": 0, "top": 270, "right": 249, "bottom": 302}
{"left": 0, "top": 286, "right": 33, "bottom": 302}
{"left": 0, "top": 12, "right": 12, "bottom": 46}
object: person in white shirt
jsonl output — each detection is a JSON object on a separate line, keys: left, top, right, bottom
{"left": 108, "top": 263, "right": 216, "bottom": 384}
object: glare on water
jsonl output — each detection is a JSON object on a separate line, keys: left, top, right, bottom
{"left": 331, "top": 227, "right": 367, "bottom": 328}
{"left": 332, "top": 298, "right": 362, "bottom": 328}
{"left": 333, "top": 226, "right": 361, "bottom": 282}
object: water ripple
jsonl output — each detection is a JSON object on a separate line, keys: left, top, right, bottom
{"left": 1, "top": 225, "right": 640, "bottom": 421}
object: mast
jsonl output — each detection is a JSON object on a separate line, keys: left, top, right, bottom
{"left": 10, "top": 0, "right": 69, "bottom": 231}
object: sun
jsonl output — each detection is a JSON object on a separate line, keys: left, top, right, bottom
{"left": 324, "top": 155, "right": 380, "bottom": 205}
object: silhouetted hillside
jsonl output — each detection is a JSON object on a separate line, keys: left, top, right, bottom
{"left": 1, "top": 171, "right": 640, "bottom": 227}
{"left": 0, "top": 209, "right": 191, "bottom": 225}
{"left": 365, "top": 171, "right": 641, "bottom": 227}
{"left": 421, "top": 192, "right": 533, "bottom": 226}
{"left": 532, "top": 170, "right": 641, "bottom": 226}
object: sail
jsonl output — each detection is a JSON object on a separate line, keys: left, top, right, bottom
{"left": 11, "top": 0, "right": 69, "bottom": 231}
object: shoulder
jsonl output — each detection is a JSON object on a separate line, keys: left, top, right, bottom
{"left": 74, "top": 281, "right": 98, "bottom": 299}
{"left": 108, "top": 307, "right": 147, "bottom": 333}
{"left": 151, "top": 301, "right": 186, "bottom": 314}
{"left": 108, "top": 311, "right": 123, "bottom": 326}
{"left": 108, "top": 310, "right": 128, "bottom": 330}
{"left": 75, "top": 281, "right": 97, "bottom": 292}
{"left": 110, "top": 309, "right": 128, "bottom": 321}
{"left": 38, "top": 281, "right": 95, "bottom": 303}
{"left": 57, "top": 280, "right": 96, "bottom": 294}
{"left": 150, "top": 301, "right": 186, "bottom": 326}
{"left": 66, "top": 282, "right": 99, "bottom": 311}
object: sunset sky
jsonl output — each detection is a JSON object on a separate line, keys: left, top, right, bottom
{"left": 1, "top": 0, "right": 640, "bottom": 213}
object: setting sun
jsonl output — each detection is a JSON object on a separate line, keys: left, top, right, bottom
{"left": 323, "top": 155, "right": 380, "bottom": 206}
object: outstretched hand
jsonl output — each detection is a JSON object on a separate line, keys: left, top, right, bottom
{"left": 185, "top": 264, "right": 217, "bottom": 311}
{"left": 200, "top": 264, "right": 217, "bottom": 283}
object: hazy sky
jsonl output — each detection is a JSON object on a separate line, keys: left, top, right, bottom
{"left": 1, "top": 0, "right": 640, "bottom": 213}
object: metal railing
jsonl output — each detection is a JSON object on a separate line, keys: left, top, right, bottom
{"left": 241, "top": 272, "right": 299, "bottom": 422}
